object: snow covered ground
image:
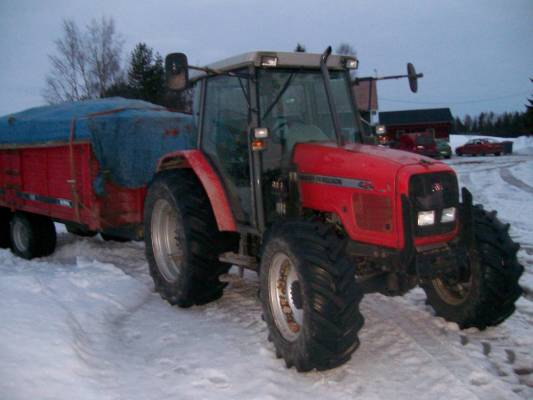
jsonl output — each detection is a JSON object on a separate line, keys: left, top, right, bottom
{"left": 1, "top": 135, "right": 532, "bottom": 400}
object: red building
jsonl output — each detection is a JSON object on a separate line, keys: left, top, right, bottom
{"left": 378, "top": 108, "right": 453, "bottom": 141}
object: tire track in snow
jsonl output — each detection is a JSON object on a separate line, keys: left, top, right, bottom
{"left": 500, "top": 168, "right": 533, "bottom": 195}
{"left": 365, "top": 296, "right": 522, "bottom": 400}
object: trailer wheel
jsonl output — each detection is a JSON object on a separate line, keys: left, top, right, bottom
{"left": 0, "top": 208, "right": 12, "bottom": 248}
{"left": 422, "top": 205, "right": 523, "bottom": 329}
{"left": 10, "top": 213, "right": 56, "bottom": 259}
{"left": 144, "top": 170, "right": 233, "bottom": 308}
{"left": 260, "top": 220, "right": 364, "bottom": 372}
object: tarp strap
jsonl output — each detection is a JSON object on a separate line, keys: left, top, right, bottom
{"left": 68, "top": 118, "right": 81, "bottom": 222}
{"left": 68, "top": 117, "right": 114, "bottom": 230}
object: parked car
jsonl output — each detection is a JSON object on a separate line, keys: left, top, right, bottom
{"left": 391, "top": 132, "right": 439, "bottom": 158}
{"left": 455, "top": 138, "right": 504, "bottom": 156}
{"left": 436, "top": 139, "right": 452, "bottom": 159}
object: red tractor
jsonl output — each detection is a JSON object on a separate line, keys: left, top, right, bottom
{"left": 0, "top": 48, "right": 523, "bottom": 372}
{"left": 153, "top": 48, "right": 522, "bottom": 370}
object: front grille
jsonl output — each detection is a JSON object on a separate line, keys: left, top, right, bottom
{"left": 353, "top": 193, "right": 393, "bottom": 232}
{"left": 409, "top": 172, "right": 459, "bottom": 237}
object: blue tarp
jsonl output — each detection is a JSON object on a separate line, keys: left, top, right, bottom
{"left": 0, "top": 98, "right": 195, "bottom": 190}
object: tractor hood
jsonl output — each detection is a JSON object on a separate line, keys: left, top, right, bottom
{"left": 291, "top": 142, "right": 457, "bottom": 249}
{"left": 292, "top": 142, "right": 450, "bottom": 190}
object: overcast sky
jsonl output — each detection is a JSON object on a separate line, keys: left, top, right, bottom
{"left": 0, "top": 0, "right": 531, "bottom": 118}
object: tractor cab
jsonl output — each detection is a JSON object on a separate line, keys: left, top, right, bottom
{"left": 167, "top": 49, "right": 363, "bottom": 230}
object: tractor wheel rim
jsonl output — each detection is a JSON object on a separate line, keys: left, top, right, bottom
{"left": 432, "top": 253, "right": 475, "bottom": 305}
{"left": 269, "top": 252, "right": 304, "bottom": 342}
{"left": 12, "top": 219, "right": 30, "bottom": 251}
{"left": 432, "top": 275, "right": 472, "bottom": 306}
{"left": 151, "top": 199, "right": 183, "bottom": 283}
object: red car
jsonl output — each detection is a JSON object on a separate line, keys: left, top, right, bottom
{"left": 391, "top": 133, "right": 439, "bottom": 158}
{"left": 455, "top": 138, "right": 503, "bottom": 156}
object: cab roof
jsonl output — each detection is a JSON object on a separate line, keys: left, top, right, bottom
{"left": 190, "top": 51, "right": 355, "bottom": 81}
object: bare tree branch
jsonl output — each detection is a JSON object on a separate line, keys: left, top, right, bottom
{"left": 43, "top": 17, "right": 123, "bottom": 104}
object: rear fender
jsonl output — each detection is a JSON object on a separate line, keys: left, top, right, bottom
{"left": 157, "top": 150, "right": 237, "bottom": 232}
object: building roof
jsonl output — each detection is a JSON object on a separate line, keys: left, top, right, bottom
{"left": 352, "top": 80, "right": 378, "bottom": 112}
{"left": 379, "top": 108, "right": 453, "bottom": 125}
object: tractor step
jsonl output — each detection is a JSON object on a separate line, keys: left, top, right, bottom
{"left": 219, "top": 252, "right": 257, "bottom": 270}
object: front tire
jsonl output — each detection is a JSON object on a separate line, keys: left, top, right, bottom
{"left": 260, "top": 221, "right": 364, "bottom": 371}
{"left": 422, "top": 205, "right": 523, "bottom": 329}
{"left": 144, "top": 170, "right": 234, "bottom": 308}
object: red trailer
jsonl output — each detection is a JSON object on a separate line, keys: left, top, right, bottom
{"left": 0, "top": 98, "right": 197, "bottom": 256}
{"left": 0, "top": 142, "right": 144, "bottom": 234}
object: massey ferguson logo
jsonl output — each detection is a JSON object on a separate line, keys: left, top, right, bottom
{"left": 432, "top": 182, "right": 444, "bottom": 192}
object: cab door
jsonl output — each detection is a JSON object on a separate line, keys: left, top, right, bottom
{"left": 201, "top": 74, "right": 253, "bottom": 225}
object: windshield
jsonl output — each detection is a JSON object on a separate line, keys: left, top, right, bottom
{"left": 257, "top": 69, "right": 360, "bottom": 153}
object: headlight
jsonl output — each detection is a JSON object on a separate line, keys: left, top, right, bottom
{"left": 261, "top": 56, "right": 278, "bottom": 67}
{"left": 417, "top": 210, "right": 435, "bottom": 226}
{"left": 441, "top": 207, "right": 456, "bottom": 223}
{"left": 344, "top": 57, "right": 359, "bottom": 69}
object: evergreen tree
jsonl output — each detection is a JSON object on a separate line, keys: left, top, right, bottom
{"left": 335, "top": 43, "right": 356, "bottom": 56}
{"left": 477, "top": 112, "right": 484, "bottom": 133}
{"left": 127, "top": 43, "right": 165, "bottom": 104}
{"left": 100, "top": 42, "right": 190, "bottom": 110}
{"left": 526, "top": 79, "right": 533, "bottom": 134}
{"left": 294, "top": 43, "right": 306, "bottom": 52}
{"left": 453, "top": 116, "right": 464, "bottom": 132}
{"left": 463, "top": 114, "right": 472, "bottom": 132}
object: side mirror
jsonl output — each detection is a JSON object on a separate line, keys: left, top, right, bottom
{"left": 407, "top": 62, "right": 423, "bottom": 93}
{"left": 165, "top": 53, "right": 189, "bottom": 91}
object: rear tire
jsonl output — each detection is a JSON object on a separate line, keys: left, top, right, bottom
{"left": 260, "top": 220, "right": 364, "bottom": 371}
{"left": 422, "top": 205, "right": 523, "bottom": 329}
{"left": 10, "top": 213, "right": 56, "bottom": 259}
{"left": 0, "top": 208, "right": 11, "bottom": 248}
{"left": 144, "top": 170, "right": 235, "bottom": 307}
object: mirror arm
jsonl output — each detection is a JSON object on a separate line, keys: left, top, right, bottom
{"left": 355, "top": 73, "right": 424, "bottom": 83}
